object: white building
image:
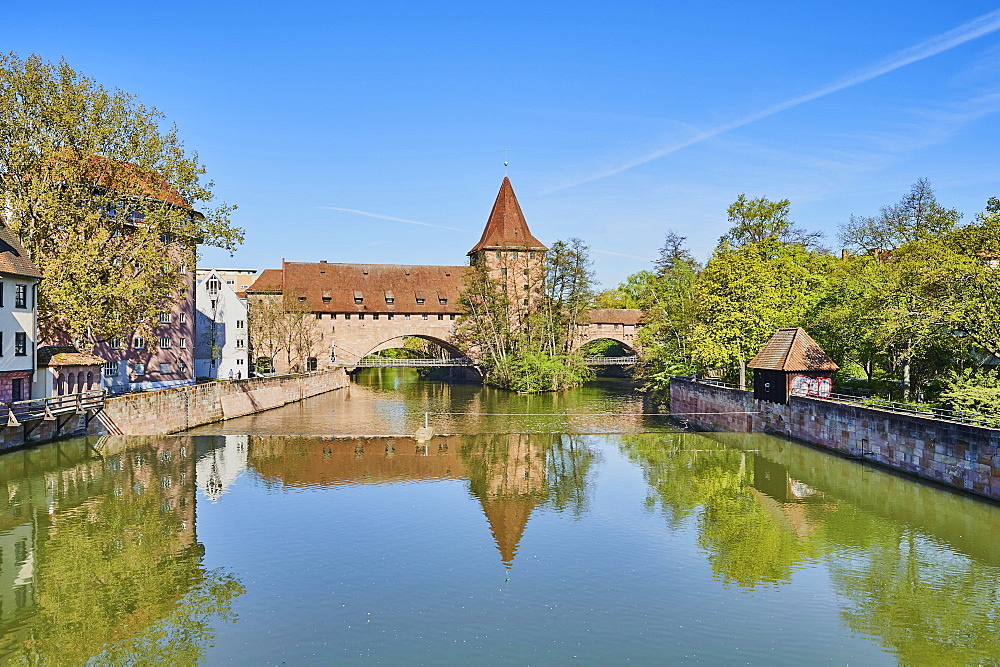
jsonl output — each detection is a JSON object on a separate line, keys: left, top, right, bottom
{"left": 194, "top": 269, "right": 249, "bottom": 379}
{"left": 0, "top": 225, "right": 41, "bottom": 403}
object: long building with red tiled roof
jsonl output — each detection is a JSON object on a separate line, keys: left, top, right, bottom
{"left": 245, "top": 178, "right": 644, "bottom": 372}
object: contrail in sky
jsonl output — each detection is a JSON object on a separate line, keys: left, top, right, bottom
{"left": 552, "top": 8, "right": 1000, "bottom": 191}
{"left": 318, "top": 206, "right": 467, "bottom": 232}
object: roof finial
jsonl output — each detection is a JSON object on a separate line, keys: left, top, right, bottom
{"left": 503, "top": 149, "right": 509, "bottom": 177}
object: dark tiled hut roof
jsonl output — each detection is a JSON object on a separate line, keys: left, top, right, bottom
{"left": 748, "top": 328, "right": 838, "bottom": 372}
{"left": 0, "top": 225, "right": 41, "bottom": 279}
{"left": 37, "top": 346, "right": 105, "bottom": 367}
{"left": 581, "top": 308, "right": 645, "bottom": 326}
{"left": 468, "top": 177, "right": 547, "bottom": 254}
{"left": 248, "top": 261, "right": 468, "bottom": 314}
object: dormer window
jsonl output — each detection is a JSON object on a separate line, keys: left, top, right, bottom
{"left": 322, "top": 291, "right": 332, "bottom": 303}
{"left": 385, "top": 290, "right": 394, "bottom": 304}
{"left": 416, "top": 298, "right": 424, "bottom": 304}
{"left": 438, "top": 298, "right": 447, "bottom": 305}
{"left": 207, "top": 277, "right": 220, "bottom": 295}
{"left": 354, "top": 290, "right": 363, "bottom": 305}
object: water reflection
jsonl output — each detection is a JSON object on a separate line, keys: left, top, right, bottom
{"left": 621, "top": 431, "right": 1000, "bottom": 662}
{"left": 186, "top": 368, "right": 676, "bottom": 436}
{"left": 0, "top": 436, "right": 243, "bottom": 664}
{"left": 241, "top": 433, "right": 596, "bottom": 566}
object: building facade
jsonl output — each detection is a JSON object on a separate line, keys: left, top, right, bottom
{"left": 33, "top": 346, "right": 105, "bottom": 399}
{"left": 245, "top": 178, "right": 643, "bottom": 372}
{"left": 194, "top": 269, "right": 249, "bottom": 379}
{"left": 0, "top": 226, "right": 41, "bottom": 404}
{"left": 196, "top": 268, "right": 258, "bottom": 293}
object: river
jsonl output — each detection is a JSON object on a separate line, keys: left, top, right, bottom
{"left": 0, "top": 369, "right": 997, "bottom": 663}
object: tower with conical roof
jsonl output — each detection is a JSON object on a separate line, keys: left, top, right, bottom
{"left": 468, "top": 177, "right": 548, "bottom": 314}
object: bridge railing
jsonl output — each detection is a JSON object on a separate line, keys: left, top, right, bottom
{"left": 6, "top": 390, "right": 106, "bottom": 422}
{"left": 582, "top": 356, "right": 639, "bottom": 366}
{"left": 352, "top": 357, "right": 475, "bottom": 367}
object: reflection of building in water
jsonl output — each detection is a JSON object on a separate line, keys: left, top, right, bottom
{"left": 0, "top": 436, "right": 204, "bottom": 662}
{"left": 247, "top": 434, "right": 594, "bottom": 568}
{"left": 196, "top": 435, "right": 249, "bottom": 501}
{"left": 462, "top": 434, "right": 550, "bottom": 567}
{"left": 750, "top": 454, "right": 834, "bottom": 539}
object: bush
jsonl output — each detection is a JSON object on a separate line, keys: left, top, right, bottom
{"left": 937, "top": 369, "right": 1000, "bottom": 415}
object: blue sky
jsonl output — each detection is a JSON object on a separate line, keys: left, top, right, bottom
{"left": 7, "top": 1, "right": 1000, "bottom": 287}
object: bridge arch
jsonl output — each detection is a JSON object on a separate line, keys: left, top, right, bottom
{"left": 360, "top": 334, "right": 471, "bottom": 361}
{"left": 574, "top": 336, "right": 638, "bottom": 357}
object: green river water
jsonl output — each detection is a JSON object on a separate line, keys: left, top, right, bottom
{"left": 0, "top": 369, "right": 998, "bottom": 664}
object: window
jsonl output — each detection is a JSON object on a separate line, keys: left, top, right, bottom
{"left": 179, "top": 337, "right": 187, "bottom": 349}
{"left": 14, "top": 284, "right": 26, "bottom": 308}
{"left": 450, "top": 314, "right": 456, "bottom": 320}
{"left": 210, "top": 299, "right": 217, "bottom": 310}
{"left": 372, "top": 313, "right": 379, "bottom": 320}
{"left": 108, "top": 338, "right": 122, "bottom": 349}
{"left": 358, "top": 313, "right": 365, "bottom": 320}
{"left": 439, "top": 298, "right": 447, "bottom": 305}
{"left": 513, "top": 251, "right": 519, "bottom": 258}
{"left": 159, "top": 337, "right": 171, "bottom": 348}
{"left": 298, "top": 296, "right": 307, "bottom": 302}
{"left": 415, "top": 297, "right": 425, "bottom": 304}
{"left": 236, "top": 358, "right": 244, "bottom": 365}
{"left": 159, "top": 363, "right": 172, "bottom": 374}
{"left": 501, "top": 268, "right": 508, "bottom": 276}
{"left": 437, "top": 314, "right": 444, "bottom": 320}
{"left": 306, "top": 357, "right": 317, "bottom": 371}
{"left": 523, "top": 284, "right": 529, "bottom": 291}
{"left": 315, "top": 313, "right": 322, "bottom": 319}
{"left": 158, "top": 312, "right": 171, "bottom": 324}
{"left": 236, "top": 339, "right": 245, "bottom": 348}
{"left": 495, "top": 252, "right": 501, "bottom": 259}
{"left": 330, "top": 314, "right": 337, "bottom": 320}
{"left": 179, "top": 313, "right": 186, "bottom": 324}
{"left": 0, "top": 331, "right": 4, "bottom": 356}
{"left": 523, "top": 269, "right": 530, "bottom": 276}
{"left": 134, "top": 337, "right": 147, "bottom": 349}
{"left": 207, "top": 277, "right": 220, "bottom": 294}
{"left": 405, "top": 314, "right": 411, "bottom": 320}
{"left": 102, "top": 361, "right": 116, "bottom": 376}
{"left": 179, "top": 361, "right": 187, "bottom": 372}
{"left": 421, "top": 314, "right": 428, "bottom": 320}
{"left": 522, "top": 298, "right": 529, "bottom": 305}
{"left": 385, "top": 297, "right": 394, "bottom": 304}
{"left": 344, "top": 313, "right": 351, "bottom": 320}
{"left": 237, "top": 319, "right": 245, "bottom": 328}
{"left": 11, "top": 378, "right": 22, "bottom": 402}
{"left": 0, "top": 281, "right": 4, "bottom": 307}
{"left": 226, "top": 280, "right": 235, "bottom": 285}
{"left": 387, "top": 314, "right": 394, "bottom": 320}
{"left": 14, "top": 332, "right": 26, "bottom": 356}
{"left": 134, "top": 363, "right": 145, "bottom": 376}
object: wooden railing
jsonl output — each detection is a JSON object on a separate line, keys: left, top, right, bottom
{"left": 6, "top": 390, "right": 106, "bottom": 425}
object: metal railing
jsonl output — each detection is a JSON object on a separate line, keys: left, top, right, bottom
{"left": 7, "top": 390, "right": 106, "bottom": 423}
{"left": 582, "top": 356, "right": 640, "bottom": 366}
{"left": 690, "top": 377, "right": 999, "bottom": 429}
{"left": 353, "top": 357, "right": 475, "bottom": 367}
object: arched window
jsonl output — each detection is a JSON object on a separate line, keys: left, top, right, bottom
{"left": 86, "top": 372, "right": 93, "bottom": 390}
{"left": 56, "top": 374, "right": 63, "bottom": 396}
{"left": 77, "top": 372, "right": 84, "bottom": 392}
{"left": 67, "top": 374, "right": 75, "bottom": 394}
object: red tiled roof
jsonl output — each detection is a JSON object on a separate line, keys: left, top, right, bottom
{"left": 51, "top": 153, "right": 191, "bottom": 207}
{"left": 469, "top": 177, "right": 547, "bottom": 254}
{"left": 248, "top": 262, "right": 468, "bottom": 313}
{"left": 748, "top": 328, "right": 839, "bottom": 372}
{"left": 37, "top": 346, "right": 106, "bottom": 367}
{"left": 0, "top": 224, "right": 41, "bottom": 279}
{"left": 247, "top": 269, "right": 284, "bottom": 293}
{"left": 581, "top": 309, "right": 645, "bottom": 326}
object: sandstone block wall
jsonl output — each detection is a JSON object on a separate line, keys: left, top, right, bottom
{"left": 0, "top": 368, "right": 349, "bottom": 449}
{"left": 670, "top": 377, "right": 1000, "bottom": 500}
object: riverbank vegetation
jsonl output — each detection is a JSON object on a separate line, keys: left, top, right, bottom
{"left": 456, "top": 239, "right": 596, "bottom": 392}
{"left": 601, "top": 180, "right": 1000, "bottom": 410}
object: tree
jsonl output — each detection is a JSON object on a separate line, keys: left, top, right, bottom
{"left": 542, "top": 238, "right": 595, "bottom": 355}
{"left": 247, "top": 296, "right": 285, "bottom": 373}
{"left": 841, "top": 178, "right": 962, "bottom": 253}
{"left": 0, "top": 53, "right": 242, "bottom": 348}
{"left": 720, "top": 194, "right": 822, "bottom": 250}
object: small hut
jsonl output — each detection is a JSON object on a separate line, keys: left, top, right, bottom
{"left": 747, "top": 328, "right": 838, "bottom": 404}
{"left": 35, "top": 346, "right": 107, "bottom": 398}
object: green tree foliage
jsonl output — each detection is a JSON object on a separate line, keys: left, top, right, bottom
{"left": 0, "top": 53, "right": 242, "bottom": 348}
{"left": 938, "top": 369, "right": 1000, "bottom": 414}
{"left": 456, "top": 239, "right": 596, "bottom": 392}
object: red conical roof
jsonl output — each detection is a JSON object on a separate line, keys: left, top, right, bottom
{"left": 468, "top": 177, "right": 547, "bottom": 254}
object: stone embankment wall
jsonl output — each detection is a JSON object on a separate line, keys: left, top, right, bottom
{"left": 0, "top": 369, "right": 349, "bottom": 450}
{"left": 670, "top": 377, "right": 1000, "bottom": 500}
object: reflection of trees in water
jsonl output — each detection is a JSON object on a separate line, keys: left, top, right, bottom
{"left": 0, "top": 436, "right": 243, "bottom": 664}
{"left": 620, "top": 432, "right": 1000, "bottom": 662}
